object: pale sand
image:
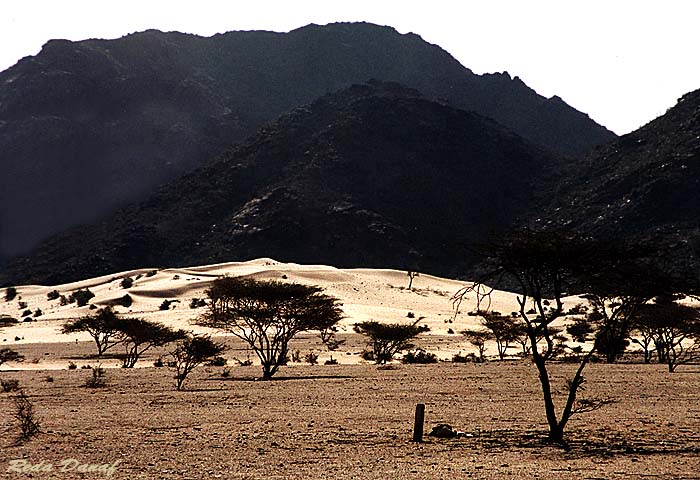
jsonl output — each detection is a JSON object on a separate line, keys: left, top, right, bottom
{"left": 0, "top": 258, "right": 587, "bottom": 368}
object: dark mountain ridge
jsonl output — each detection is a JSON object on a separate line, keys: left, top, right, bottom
{"left": 1, "top": 81, "right": 560, "bottom": 285}
{"left": 0, "top": 22, "right": 614, "bottom": 260}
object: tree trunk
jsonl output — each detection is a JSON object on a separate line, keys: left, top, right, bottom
{"left": 533, "top": 355, "right": 562, "bottom": 443}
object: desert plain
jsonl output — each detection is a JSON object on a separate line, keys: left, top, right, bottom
{"left": 1, "top": 259, "right": 699, "bottom": 479}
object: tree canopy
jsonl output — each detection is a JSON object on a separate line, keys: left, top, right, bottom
{"left": 454, "top": 229, "right": 697, "bottom": 445}
{"left": 199, "top": 277, "right": 343, "bottom": 379}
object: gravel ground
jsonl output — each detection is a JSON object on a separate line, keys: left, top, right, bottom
{"left": 2, "top": 343, "right": 700, "bottom": 479}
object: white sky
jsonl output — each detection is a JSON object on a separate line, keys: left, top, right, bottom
{"left": 1, "top": 0, "right": 699, "bottom": 135}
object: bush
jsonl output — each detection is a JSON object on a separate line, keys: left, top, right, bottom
{"left": 452, "top": 352, "right": 476, "bottom": 363}
{"left": 116, "top": 294, "right": 133, "bottom": 308}
{"left": 0, "top": 315, "right": 19, "bottom": 327}
{"left": 159, "top": 299, "right": 175, "bottom": 311}
{"left": 18, "top": 301, "right": 28, "bottom": 310}
{"left": 291, "top": 349, "right": 302, "bottom": 363}
{"left": 120, "top": 277, "right": 134, "bottom": 289}
{"left": 70, "top": 289, "right": 95, "bottom": 307}
{"left": 34, "top": 308, "right": 43, "bottom": 317}
{"left": 207, "top": 356, "right": 227, "bottom": 367}
{"left": 12, "top": 390, "right": 40, "bottom": 440}
{"left": 407, "top": 311, "right": 415, "bottom": 318}
{"left": 21, "top": 309, "right": 31, "bottom": 317}
{"left": 1, "top": 378, "right": 21, "bottom": 392}
{"left": 304, "top": 352, "right": 319, "bottom": 365}
{"left": 47, "top": 290, "right": 60, "bottom": 301}
{"left": 324, "top": 357, "right": 339, "bottom": 365}
{"left": 189, "top": 298, "right": 207, "bottom": 309}
{"left": 402, "top": 349, "right": 438, "bottom": 364}
{"left": 84, "top": 366, "right": 106, "bottom": 388}
{"left": 153, "top": 357, "right": 164, "bottom": 368}
{"left": 221, "top": 367, "right": 232, "bottom": 378}
{"left": 68, "top": 362, "right": 77, "bottom": 370}
{"left": 0, "top": 348, "right": 24, "bottom": 366}
{"left": 5, "top": 287, "right": 18, "bottom": 302}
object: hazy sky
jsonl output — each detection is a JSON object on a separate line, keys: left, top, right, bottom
{"left": 1, "top": 0, "right": 699, "bottom": 135}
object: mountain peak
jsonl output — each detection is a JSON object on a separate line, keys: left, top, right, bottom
{"left": 0, "top": 22, "right": 614, "bottom": 260}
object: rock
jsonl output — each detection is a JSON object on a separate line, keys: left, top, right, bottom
{"left": 428, "top": 424, "right": 459, "bottom": 438}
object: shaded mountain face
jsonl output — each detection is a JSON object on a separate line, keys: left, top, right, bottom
{"left": 0, "top": 22, "right": 614, "bottom": 259}
{"left": 1, "top": 82, "right": 559, "bottom": 285}
{"left": 541, "top": 88, "right": 700, "bottom": 267}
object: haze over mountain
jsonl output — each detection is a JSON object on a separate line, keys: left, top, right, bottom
{"left": 0, "top": 22, "right": 615, "bottom": 260}
{"left": 1, "top": 81, "right": 560, "bottom": 285}
{"left": 541, "top": 87, "right": 700, "bottom": 267}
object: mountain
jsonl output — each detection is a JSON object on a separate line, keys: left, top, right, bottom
{"left": 540, "top": 88, "right": 700, "bottom": 266}
{"left": 0, "top": 22, "right": 615, "bottom": 260}
{"left": 1, "top": 81, "right": 560, "bottom": 285}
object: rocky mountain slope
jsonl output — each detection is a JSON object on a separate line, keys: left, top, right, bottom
{"left": 0, "top": 22, "right": 614, "bottom": 259}
{"left": 541, "top": 88, "right": 700, "bottom": 266}
{"left": 1, "top": 81, "right": 559, "bottom": 285}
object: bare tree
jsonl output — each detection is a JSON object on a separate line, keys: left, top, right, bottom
{"left": 355, "top": 320, "right": 428, "bottom": 364}
{"left": 61, "top": 307, "right": 125, "bottom": 357}
{"left": 407, "top": 271, "right": 419, "bottom": 290}
{"left": 198, "top": 277, "right": 343, "bottom": 379}
{"left": 453, "top": 230, "right": 686, "bottom": 446}
{"left": 170, "top": 334, "right": 227, "bottom": 390}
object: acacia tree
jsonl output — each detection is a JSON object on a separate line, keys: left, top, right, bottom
{"left": 566, "top": 317, "right": 595, "bottom": 343}
{"left": 460, "top": 329, "right": 492, "bottom": 362}
{"left": 635, "top": 296, "right": 700, "bottom": 372}
{"left": 630, "top": 314, "right": 658, "bottom": 364}
{"left": 118, "top": 318, "right": 185, "bottom": 368}
{"left": 453, "top": 230, "right": 686, "bottom": 446}
{"left": 61, "top": 307, "right": 125, "bottom": 357}
{"left": 198, "top": 277, "right": 343, "bottom": 379}
{"left": 480, "top": 311, "right": 521, "bottom": 359}
{"left": 355, "top": 320, "right": 428, "bottom": 364}
{"left": 170, "top": 334, "right": 227, "bottom": 390}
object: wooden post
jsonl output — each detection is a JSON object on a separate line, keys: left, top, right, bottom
{"left": 413, "top": 403, "right": 425, "bottom": 442}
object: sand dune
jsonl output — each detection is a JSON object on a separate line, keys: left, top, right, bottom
{"left": 0, "top": 258, "right": 586, "bottom": 366}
